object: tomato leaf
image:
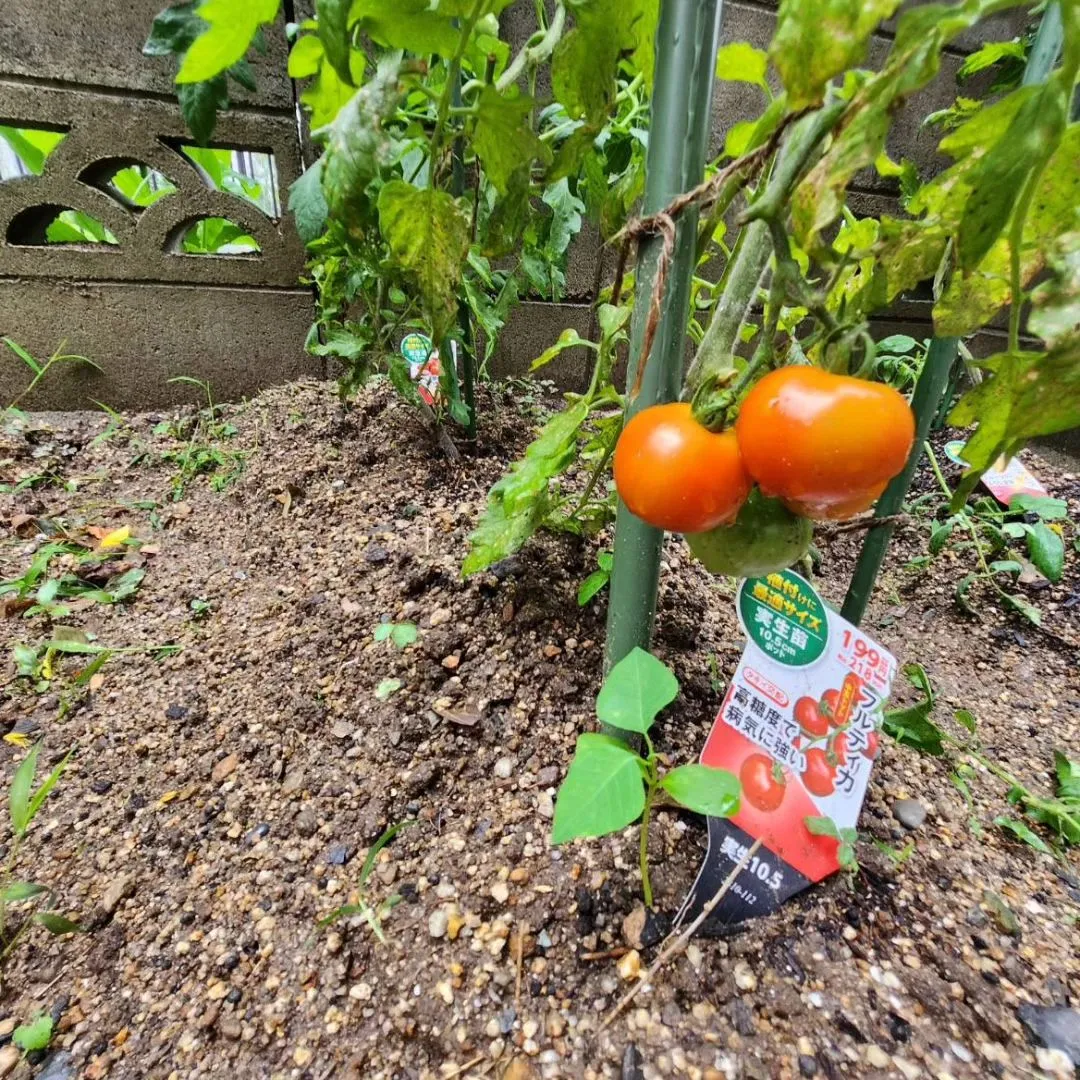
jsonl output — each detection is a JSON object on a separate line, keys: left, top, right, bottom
{"left": 462, "top": 400, "right": 590, "bottom": 576}
{"left": 577, "top": 569, "right": 610, "bottom": 607}
{"left": 770, "top": 0, "right": 901, "bottom": 110}
{"left": 595, "top": 647, "right": 679, "bottom": 735}
{"left": 176, "top": 0, "right": 280, "bottom": 84}
{"left": 472, "top": 86, "right": 551, "bottom": 195}
{"left": 551, "top": 734, "right": 645, "bottom": 843}
{"left": 315, "top": 0, "right": 353, "bottom": 86}
{"left": 661, "top": 764, "right": 740, "bottom": 817}
{"left": 715, "top": 42, "right": 769, "bottom": 90}
{"left": 351, "top": 1, "right": 458, "bottom": 53}
{"left": 377, "top": 181, "right": 470, "bottom": 341}
{"left": 804, "top": 814, "right": 841, "bottom": 839}
{"left": 288, "top": 158, "right": 328, "bottom": 245}
{"left": 1026, "top": 523, "right": 1064, "bottom": 583}
{"left": 287, "top": 33, "right": 324, "bottom": 78}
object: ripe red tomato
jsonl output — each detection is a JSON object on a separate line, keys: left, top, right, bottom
{"left": 735, "top": 367, "right": 915, "bottom": 521}
{"left": 740, "top": 753, "right": 786, "bottom": 813}
{"left": 863, "top": 731, "right": 880, "bottom": 760}
{"left": 794, "top": 696, "right": 829, "bottom": 738}
{"left": 802, "top": 748, "right": 836, "bottom": 797}
{"left": 820, "top": 688, "right": 841, "bottom": 725}
{"left": 613, "top": 403, "right": 752, "bottom": 533}
{"left": 831, "top": 731, "right": 849, "bottom": 766}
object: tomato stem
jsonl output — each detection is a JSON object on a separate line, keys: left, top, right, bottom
{"left": 639, "top": 777, "right": 655, "bottom": 909}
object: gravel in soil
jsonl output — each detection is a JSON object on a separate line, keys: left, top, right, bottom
{"left": 0, "top": 380, "right": 1078, "bottom": 1080}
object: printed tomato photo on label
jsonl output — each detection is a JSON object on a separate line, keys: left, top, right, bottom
{"left": 739, "top": 753, "right": 787, "bottom": 813}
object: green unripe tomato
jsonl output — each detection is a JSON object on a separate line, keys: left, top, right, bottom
{"left": 684, "top": 488, "right": 812, "bottom": 577}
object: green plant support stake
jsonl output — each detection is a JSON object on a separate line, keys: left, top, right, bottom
{"left": 841, "top": 2, "right": 1065, "bottom": 628}
{"left": 604, "top": 0, "right": 724, "bottom": 683}
{"left": 841, "top": 337, "right": 958, "bottom": 626}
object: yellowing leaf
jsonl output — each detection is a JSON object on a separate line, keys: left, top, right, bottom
{"left": 99, "top": 526, "right": 131, "bottom": 550}
{"left": 4, "top": 733, "right": 31, "bottom": 748}
{"left": 157, "top": 790, "right": 181, "bottom": 807}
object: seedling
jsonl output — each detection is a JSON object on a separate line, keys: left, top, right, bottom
{"left": 552, "top": 648, "right": 740, "bottom": 907}
{"left": 11, "top": 637, "right": 179, "bottom": 694}
{"left": 1, "top": 743, "right": 82, "bottom": 968}
{"left": 2, "top": 337, "right": 101, "bottom": 412}
{"left": 373, "top": 621, "right": 418, "bottom": 649}
{"left": 577, "top": 551, "right": 613, "bottom": 607}
{"left": 918, "top": 443, "right": 1069, "bottom": 626}
{"left": 316, "top": 822, "right": 413, "bottom": 944}
{"left": 883, "top": 664, "right": 1079, "bottom": 852}
{"left": 12, "top": 1014, "right": 53, "bottom": 1054}
{"left": 374, "top": 678, "right": 402, "bottom": 701}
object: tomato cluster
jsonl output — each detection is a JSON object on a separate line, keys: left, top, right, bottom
{"left": 613, "top": 368, "right": 915, "bottom": 576}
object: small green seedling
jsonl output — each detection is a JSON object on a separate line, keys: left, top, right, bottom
{"left": 3, "top": 337, "right": 101, "bottom": 412}
{"left": 317, "top": 822, "right": 413, "bottom": 944}
{"left": 577, "top": 551, "right": 613, "bottom": 607}
{"left": 805, "top": 815, "right": 859, "bottom": 870}
{"left": 1, "top": 742, "right": 82, "bottom": 967}
{"left": 374, "top": 678, "right": 402, "bottom": 701}
{"left": 552, "top": 648, "right": 740, "bottom": 907}
{"left": 373, "top": 622, "right": 418, "bottom": 649}
{"left": 13, "top": 1013, "right": 53, "bottom": 1053}
{"left": 884, "top": 664, "right": 1080, "bottom": 852}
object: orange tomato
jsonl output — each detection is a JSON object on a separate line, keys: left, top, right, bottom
{"left": 613, "top": 402, "right": 751, "bottom": 533}
{"left": 735, "top": 367, "right": 915, "bottom": 521}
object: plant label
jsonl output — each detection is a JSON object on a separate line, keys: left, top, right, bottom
{"left": 674, "top": 570, "right": 898, "bottom": 933}
{"left": 943, "top": 440, "right": 1047, "bottom": 505}
{"left": 400, "top": 333, "right": 442, "bottom": 406}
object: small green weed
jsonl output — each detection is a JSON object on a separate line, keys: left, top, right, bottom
{"left": 373, "top": 622, "right": 418, "bottom": 649}
{"left": 316, "top": 822, "right": 413, "bottom": 944}
{"left": 577, "top": 550, "right": 613, "bottom": 607}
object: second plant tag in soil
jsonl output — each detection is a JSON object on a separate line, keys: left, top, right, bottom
{"left": 675, "top": 569, "right": 898, "bottom": 934}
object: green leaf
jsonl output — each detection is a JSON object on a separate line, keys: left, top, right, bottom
{"left": 530, "top": 328, "right": 592, "bottom": 372}
{"left": 320, "top": 58, "right": 402, "bottom": 212}
{"left": 804, "top": 814, "right": 841, "bottom": 839}
{"left": 954, "top": 708, "right": 977, "bottom": 734}
{"left": 177, "top": 0, "right": 280, "bottom": 83}
{"left": 660, "top": 764, "right": 740, "bottom": 817}
{"left": 462, "top": 401, "right": 590, "bottom": 577}
{"left": 374, "top": 678, "right": 402, "bottom": 700}
{"left": 994, "top": 815, "right": 1052, "bottom": 854}
{"left": 577, "top": 569, "right": 610, "bottom": 607}
{"left": 0, "top": 127, "right": 64, "bottom": 176}
{"left": 316, "top": 0, "right": 353, "bottom": 85}
{"left": 373, "top": 623, "right": 392, "bottom": 642}
{"left": 770, "top": 0, "right": 902, "bottom": 110}
{"left": 1053, "top": 750, "right": 1080, "bottom": 803}
{"left": 288, "top": 158, "right": 328, "bottom": 244}
{"left": 357, "top": 820, "right": 414, "bottom": 888}
{"left": 1008, "top": 494, "right": 1068, "bottom": 520}
{"left": 390, "top": 623, "right": 417, "bottom": 649}
{"left": 472, "top": 87, "right": 551, "bottom": 195}
{"left": 715, "top": 42, "right": 769, "bottom": 90}
{"left": 301, "top": 56, "right": 359, "bottom": 128}
{"left": 723, "top": 120, "right": 758, "bottom": 161}
{"left": 377, "top": 181, "right": 470, "bottom": 341}
{"left": 929, "top": 518, "right": 955, "bottom": 554}
{"left": 0, "top": 881, "right": 47, "bottom": 903}
{"left": 956, "top": 39, "right": 1025, "bottom": 82}
{"left": 1029, "top": 233, "right": 1080, "bottom": 348}
{"left": 26, "top": 748, "right": 73, "bottom": 828}
{"left": 9, "top": 742, "right": 40, "bottom": 837}
{"left": 1003, "top": 592, "right": 1042, "bottom": 626}
{"left": 552, "top": 0, "right": 657, "bottom": 125}
{"left": 595, "top": 647, "right": 679, "bottom": 735}
{"left": 1026, "top": 523, "right": 1064, "bottom": 583}
{"left": 350, "top": 0, "right": 458, "bottom": 53}
{"left": 883, "top": 664, "right": 945, "bottom": 755}
{"left": 13, "top": 1014, "right": 53, "bottom": 1053}
{"left": 144, "top": 2, "right": 204, "bottom": 56}
{"left": 177, "top": 75, "right": 230, "bottom": 144}
{"left": 35, "top": 912, "right": 82, "bottom": 935}
{"left": 288, "top": 33, "right": 324, "bottom": 78}
{"left": 550, "top": 733, "right": 646, "bottom": 844}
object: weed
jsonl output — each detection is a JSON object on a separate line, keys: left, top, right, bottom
{"left": 577, "top": 550, "right": 613, "bottom": 607}
{"left": 2, "top": 338, "right": 101, "bottom": 412}
{"left": 1, "top": 742, "right": 82, "bottom": 968}
{"left": 12, "top": 1013, "right": 53, "bottom": 1053}
{"left": 373, "top": 622, "right": 418, "bottom": 650}
{"left": 552, "top": 648, "right": 740, "bottom": 907}
{"left": 316, "top": 822, "right": 413, "bottom": 944}
{"left": 11, "top": 637, "right": 179, "bottom": 695}
{"left": 884, "top": 664, "right": 1079, "bottom": 852}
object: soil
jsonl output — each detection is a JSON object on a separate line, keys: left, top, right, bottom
{"left": 0, "top": 378, "right": 1078, "bottom": 1080}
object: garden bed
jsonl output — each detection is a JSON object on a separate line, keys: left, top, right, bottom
{"left": 1, "top": 378, "right": 1078, "bottom": 1079}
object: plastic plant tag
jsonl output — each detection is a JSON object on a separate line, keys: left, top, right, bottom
{"left": 674, "top": 570, "right": 898, "bottom": 933}
{"left": 400, "top": 333, "right": 442, "bottom": 406}
{"left": 943, "top": 440, "right": 1047, "bottom": 505}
